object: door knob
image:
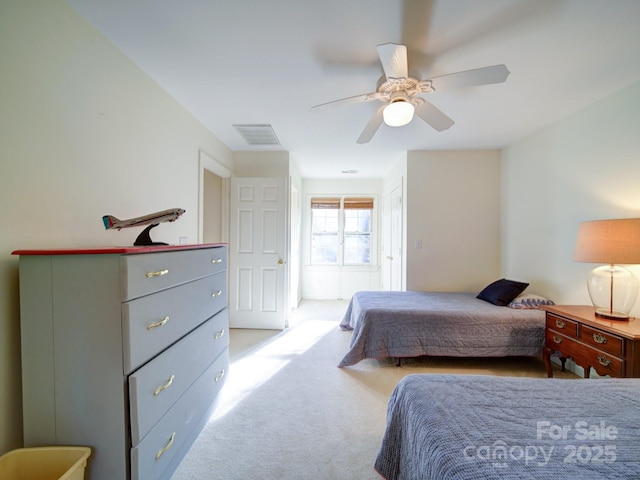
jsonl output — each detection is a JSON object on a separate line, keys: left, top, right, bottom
{"left": 278, "top": 259, "right": 284, "bottom": 265}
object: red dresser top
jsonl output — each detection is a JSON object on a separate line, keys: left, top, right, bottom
{"left": 12, "top": 243, "right": 226, "bottom": 256}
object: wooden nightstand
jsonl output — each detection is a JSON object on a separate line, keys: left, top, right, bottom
{"left": 543, "top": 305, "right": 640, "bottom": 378}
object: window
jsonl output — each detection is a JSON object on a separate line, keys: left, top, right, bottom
{"left": 311, "top": 197, "right": 373, "bottom": 265}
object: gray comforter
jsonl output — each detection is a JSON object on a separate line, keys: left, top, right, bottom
{"left": 338, "top": 291, "right": 545, "bottom": 367}
{"left": 375, "top": 374, "right": 640, "bottom": 479}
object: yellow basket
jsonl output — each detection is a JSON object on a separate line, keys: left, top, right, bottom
{"left": 0, "top": 446, "right": 91, "bottom": 480}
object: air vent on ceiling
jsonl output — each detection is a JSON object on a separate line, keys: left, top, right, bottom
{"left": 233, "top": 124, "right": 281, "bottom": 146}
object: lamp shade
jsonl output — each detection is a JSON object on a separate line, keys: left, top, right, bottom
{"left": 383, "top": 101, "right": 414, "bottom": 127}
{"left": 573, "top": 218, "right": 640, "bottom": 319}
{"left": 573, "top": 218, "right": 640, "bottom": 264}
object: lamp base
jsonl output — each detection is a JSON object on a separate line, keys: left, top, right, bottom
{"left": 587, "top": 264, "right": 638, "bottom": 321}
{"left": 594, "top": 309, "right": 631, "bottom": 320}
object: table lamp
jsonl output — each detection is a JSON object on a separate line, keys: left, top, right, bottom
{"left": 573, "top": 218, "right": 640, "bottom": 319}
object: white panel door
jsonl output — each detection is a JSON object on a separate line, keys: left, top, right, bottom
{"left": 382, "top": 193, "right": 392, "bottom": 291}
{"left": 390, "top": 185, "right": 403, "bottom": 291}
{"left": 382, "top": 184, "right": 403, "bottom": 291}
{"left": 229, "top": 177, "right": 288, "bottom": 329}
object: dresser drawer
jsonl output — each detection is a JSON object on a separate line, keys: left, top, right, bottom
{"left": 129, "top": 309, "right": 229, "bottom": 445}
{"left": 579, "top": 325, "right": 624, "bottom": 357}
{"left": 546, "top": 314, "right": 578, "bottom": 338}
{"left": 546, "top": 327, "right": 624, "bottom": 377}
{"left": 546, "top": 329, "right": 575, "bottom": 352}
{"left": 581, "top": 348, "right": 624, "bottom": 377}
{"left": 122, "top": 272, "right": 226, "bottom": 373}
{"left": 131, "top": 352, "right": 228, "bottom": 480}
{"left": 121, "top": 246, "right": 227, "bottom": 301}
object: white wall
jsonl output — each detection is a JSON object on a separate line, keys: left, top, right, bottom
{"left": 405, "top": 150, "right": 501, "bottom": 292}
{"left": 502, "top": 80, "right": 640, "bottom": 317}
{"left": 0, "top": 1, "right": 233, "bottom": 453}
{"left": 301, "top": 179, "right": 383, "bottom": 299}
{"left": 382, "top": 155, "right": 407, "bottom": 196}
{"left": 233, "top": 151, "right": 290, "bottom": 177}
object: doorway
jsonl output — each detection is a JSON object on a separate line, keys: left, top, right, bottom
{"left": 199, "top": 150, "right": 231, "bottom": 244}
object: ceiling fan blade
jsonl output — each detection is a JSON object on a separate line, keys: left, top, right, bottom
{"left": 427, "top": 64, "right": 510, "bottom": 92}
{"left": 414, "top": 101, "right": 455, "bottom": 132}
{"left": 356, "top": 106, "right": 385, "bottom": 144}
{"left": 377, "top": 43, "right": 408, "bottom": 79}
{"left": 310, "top": 93, "right": 375, "bottom": 112}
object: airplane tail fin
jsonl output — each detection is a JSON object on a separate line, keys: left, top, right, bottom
{"left": 102, "top": 215, "right": 120, "bottom": 229}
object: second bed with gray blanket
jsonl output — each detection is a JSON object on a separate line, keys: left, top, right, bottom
{"left": 375, "top": 374, "right": 640, "bottom": 479}
{"left": 338, "top": 291, "right": 545, "bottom": 367}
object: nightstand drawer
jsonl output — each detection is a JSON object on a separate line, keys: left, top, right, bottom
{"left": 581, "top": 348, "right": 624, "bottom": 377}
{"left": 546, "top": 329, "right": 576, "bottom": 351}
{"left": 579, "top": 325, "right": 623, "bottom": 357}
{"left": 545, "top": 330, "right": 624, "bottom": 377}
{"left": 546, "top": 314, "right": 578, "bottom": 338}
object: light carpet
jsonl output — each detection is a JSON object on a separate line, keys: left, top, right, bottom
{"left": 170, "top": 300, "right": 576, "bottom": 480}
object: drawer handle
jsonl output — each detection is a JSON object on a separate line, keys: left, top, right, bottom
{"left": 155, "top": 432, "right": 175, "bottom": 460}
{"left": 553, "top": 335, "right": 562, "bottom": 344}
{"left": 211, "top": 258, "right": 223, "bottom": 264}
{"left": 147, "top": 316, "right": 169, "bottom": 330}
{"left": 593, "top": 333, "right": 607, "bottom": 344}
{"left": 214, "top": 329, "right": 225, "bottom": 340}
{"left": 154, "top": 374, "right": 175, "bottom": 396}
{"left": 598, "top": 355, "right": 612, "bottom": 367}
{"left": 211, "top": 289, "right": 223, "bottom": 298}
{"left": 215, "top": 369, "right": 225, "bottom": 382}
{"left": 146, "top": 269, "right": 169, "bottom": 278}
{"left": 555, "top": 319, "right": 566, "bottom": 329}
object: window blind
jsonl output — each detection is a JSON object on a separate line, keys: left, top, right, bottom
{"left": 344, "top": 198, "right": 374, "bottom": 209}
{"left": 310, "top": 198, "right": 340, "bottom": 209}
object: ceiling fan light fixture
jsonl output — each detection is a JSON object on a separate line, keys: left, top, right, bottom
{"left": 383, "top": 100, "right": 414, "bottom": 127}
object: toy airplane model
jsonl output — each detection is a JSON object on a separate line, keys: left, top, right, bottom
{"left": 102, "top": 208, "right": 185, "bottom": 246}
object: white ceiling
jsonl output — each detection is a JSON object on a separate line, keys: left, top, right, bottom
{"left": 66, "top": 0, "right": 640, "bottom": 179}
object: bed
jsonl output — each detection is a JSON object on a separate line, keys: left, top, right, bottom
{"left": 338, "top": 289, "right": 547, "bottom": 368}
{"left": 375, "top": 374, "right": 640, "bottom": 480}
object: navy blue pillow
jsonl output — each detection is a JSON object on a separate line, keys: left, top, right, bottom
{"left": 476, "top": 278, "right": 529, "bottom": 306}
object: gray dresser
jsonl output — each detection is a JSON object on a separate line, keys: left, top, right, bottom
{"left": 14, "top": 244, "right": 228, "bottom": 480}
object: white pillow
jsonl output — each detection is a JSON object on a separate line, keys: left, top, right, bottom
{"left": 507, "top": 293, "right": 555, "bottom": 309}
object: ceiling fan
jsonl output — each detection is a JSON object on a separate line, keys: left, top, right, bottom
{"left": 311, "top": 43, "right": 510, "bottom": 144}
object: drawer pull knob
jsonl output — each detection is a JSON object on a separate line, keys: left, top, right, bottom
{"left": 553, "top": 335, "right": 562, "bottom": 344}
{"left": 598, "top": 355, "right": 612, "bottom": 367}
{"left": 215, "top": 329, "right": 225, "bottom": 340}
{"left": 211, "top": 258, "right": 223, "bottom": 264}
{"left": 215, "top": 369, "right": 225, "bottom": 382}
{"left": 147, "top": 316, "right": 169, "bottom": 330}
{"left": 146, "top": 269, "right": 169, "bottom": 278}
{"left": 211, "top": 289, "right": 223, "bottom": 298}
{"left": 156, "top": 432, "right": 175, "bottom": 460}
{"left": 555, "top": 319, "right": 566, "bottom": 329}
{"left": 593, "top": 333, "right": 607, "bottom": 344}
{"left": 154, "top": 374, "right": 175, "bottom": 396}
